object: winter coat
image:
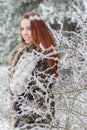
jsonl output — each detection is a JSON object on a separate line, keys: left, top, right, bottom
{"left": 9, "top": 44, "right": 55, "bottom": 130}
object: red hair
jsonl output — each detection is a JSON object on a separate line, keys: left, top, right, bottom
{"left": 20, "top": 12, "right": 60, "bottom": 77}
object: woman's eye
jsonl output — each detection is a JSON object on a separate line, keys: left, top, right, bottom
{"left": 21, "top": 28, "right": 24, "bottom": 30}
{"left": 28, "top": 27, "right": 31, "bottom": 30}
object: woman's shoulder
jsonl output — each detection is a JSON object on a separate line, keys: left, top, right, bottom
{"left": 8, "top": 45, "right": 19, "bottom": 63}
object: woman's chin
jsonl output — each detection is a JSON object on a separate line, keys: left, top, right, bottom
{"left": 25, "top": 41, "right": 32, "bottom": 44}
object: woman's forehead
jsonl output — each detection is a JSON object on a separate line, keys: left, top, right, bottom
{"left": 21, "top": 18, "right": 30, "bottom": 27}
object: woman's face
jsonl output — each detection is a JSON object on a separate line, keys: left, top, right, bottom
{"left": 20, "top": 18, "right": 32, "bottom": 44}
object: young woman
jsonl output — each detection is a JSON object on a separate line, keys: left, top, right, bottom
{"left": 9, "top": 12, "right": 60, "bottom": 130}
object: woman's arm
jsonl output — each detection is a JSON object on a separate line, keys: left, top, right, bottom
{"left": 10, "top": 52, "right": 38, "bottom": 96}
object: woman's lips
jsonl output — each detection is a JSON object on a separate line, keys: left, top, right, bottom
{"left": 24, "top": 37, "right": 31, "bottom": 40}
{"left": 24, "top": 37, "right": 29, "bottom": 39}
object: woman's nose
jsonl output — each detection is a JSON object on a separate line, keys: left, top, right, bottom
{"left": 23, "top": 29, "right": 28, "bottom": 34}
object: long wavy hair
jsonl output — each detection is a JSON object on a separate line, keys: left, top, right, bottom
{"left": 9, "top": 12, "right": 60, "bottom": 77}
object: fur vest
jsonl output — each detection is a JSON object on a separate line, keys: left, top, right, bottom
{"left": 9, "top": 43, "right": 55, "bottom": 130}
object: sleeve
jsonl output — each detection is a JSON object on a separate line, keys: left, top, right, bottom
{"left": 10, "top": 52, "right": 38, "bottom": 96}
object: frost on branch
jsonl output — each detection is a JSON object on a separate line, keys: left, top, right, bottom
{"left": 55, "top": 33, "right": 87, "bottom": 130}
{"left": 41, "top": 3, "right": 87, "bottom": 128}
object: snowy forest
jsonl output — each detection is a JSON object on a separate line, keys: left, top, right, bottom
{"left": 0, "top": 0, "right": 87, "bottom": 130}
